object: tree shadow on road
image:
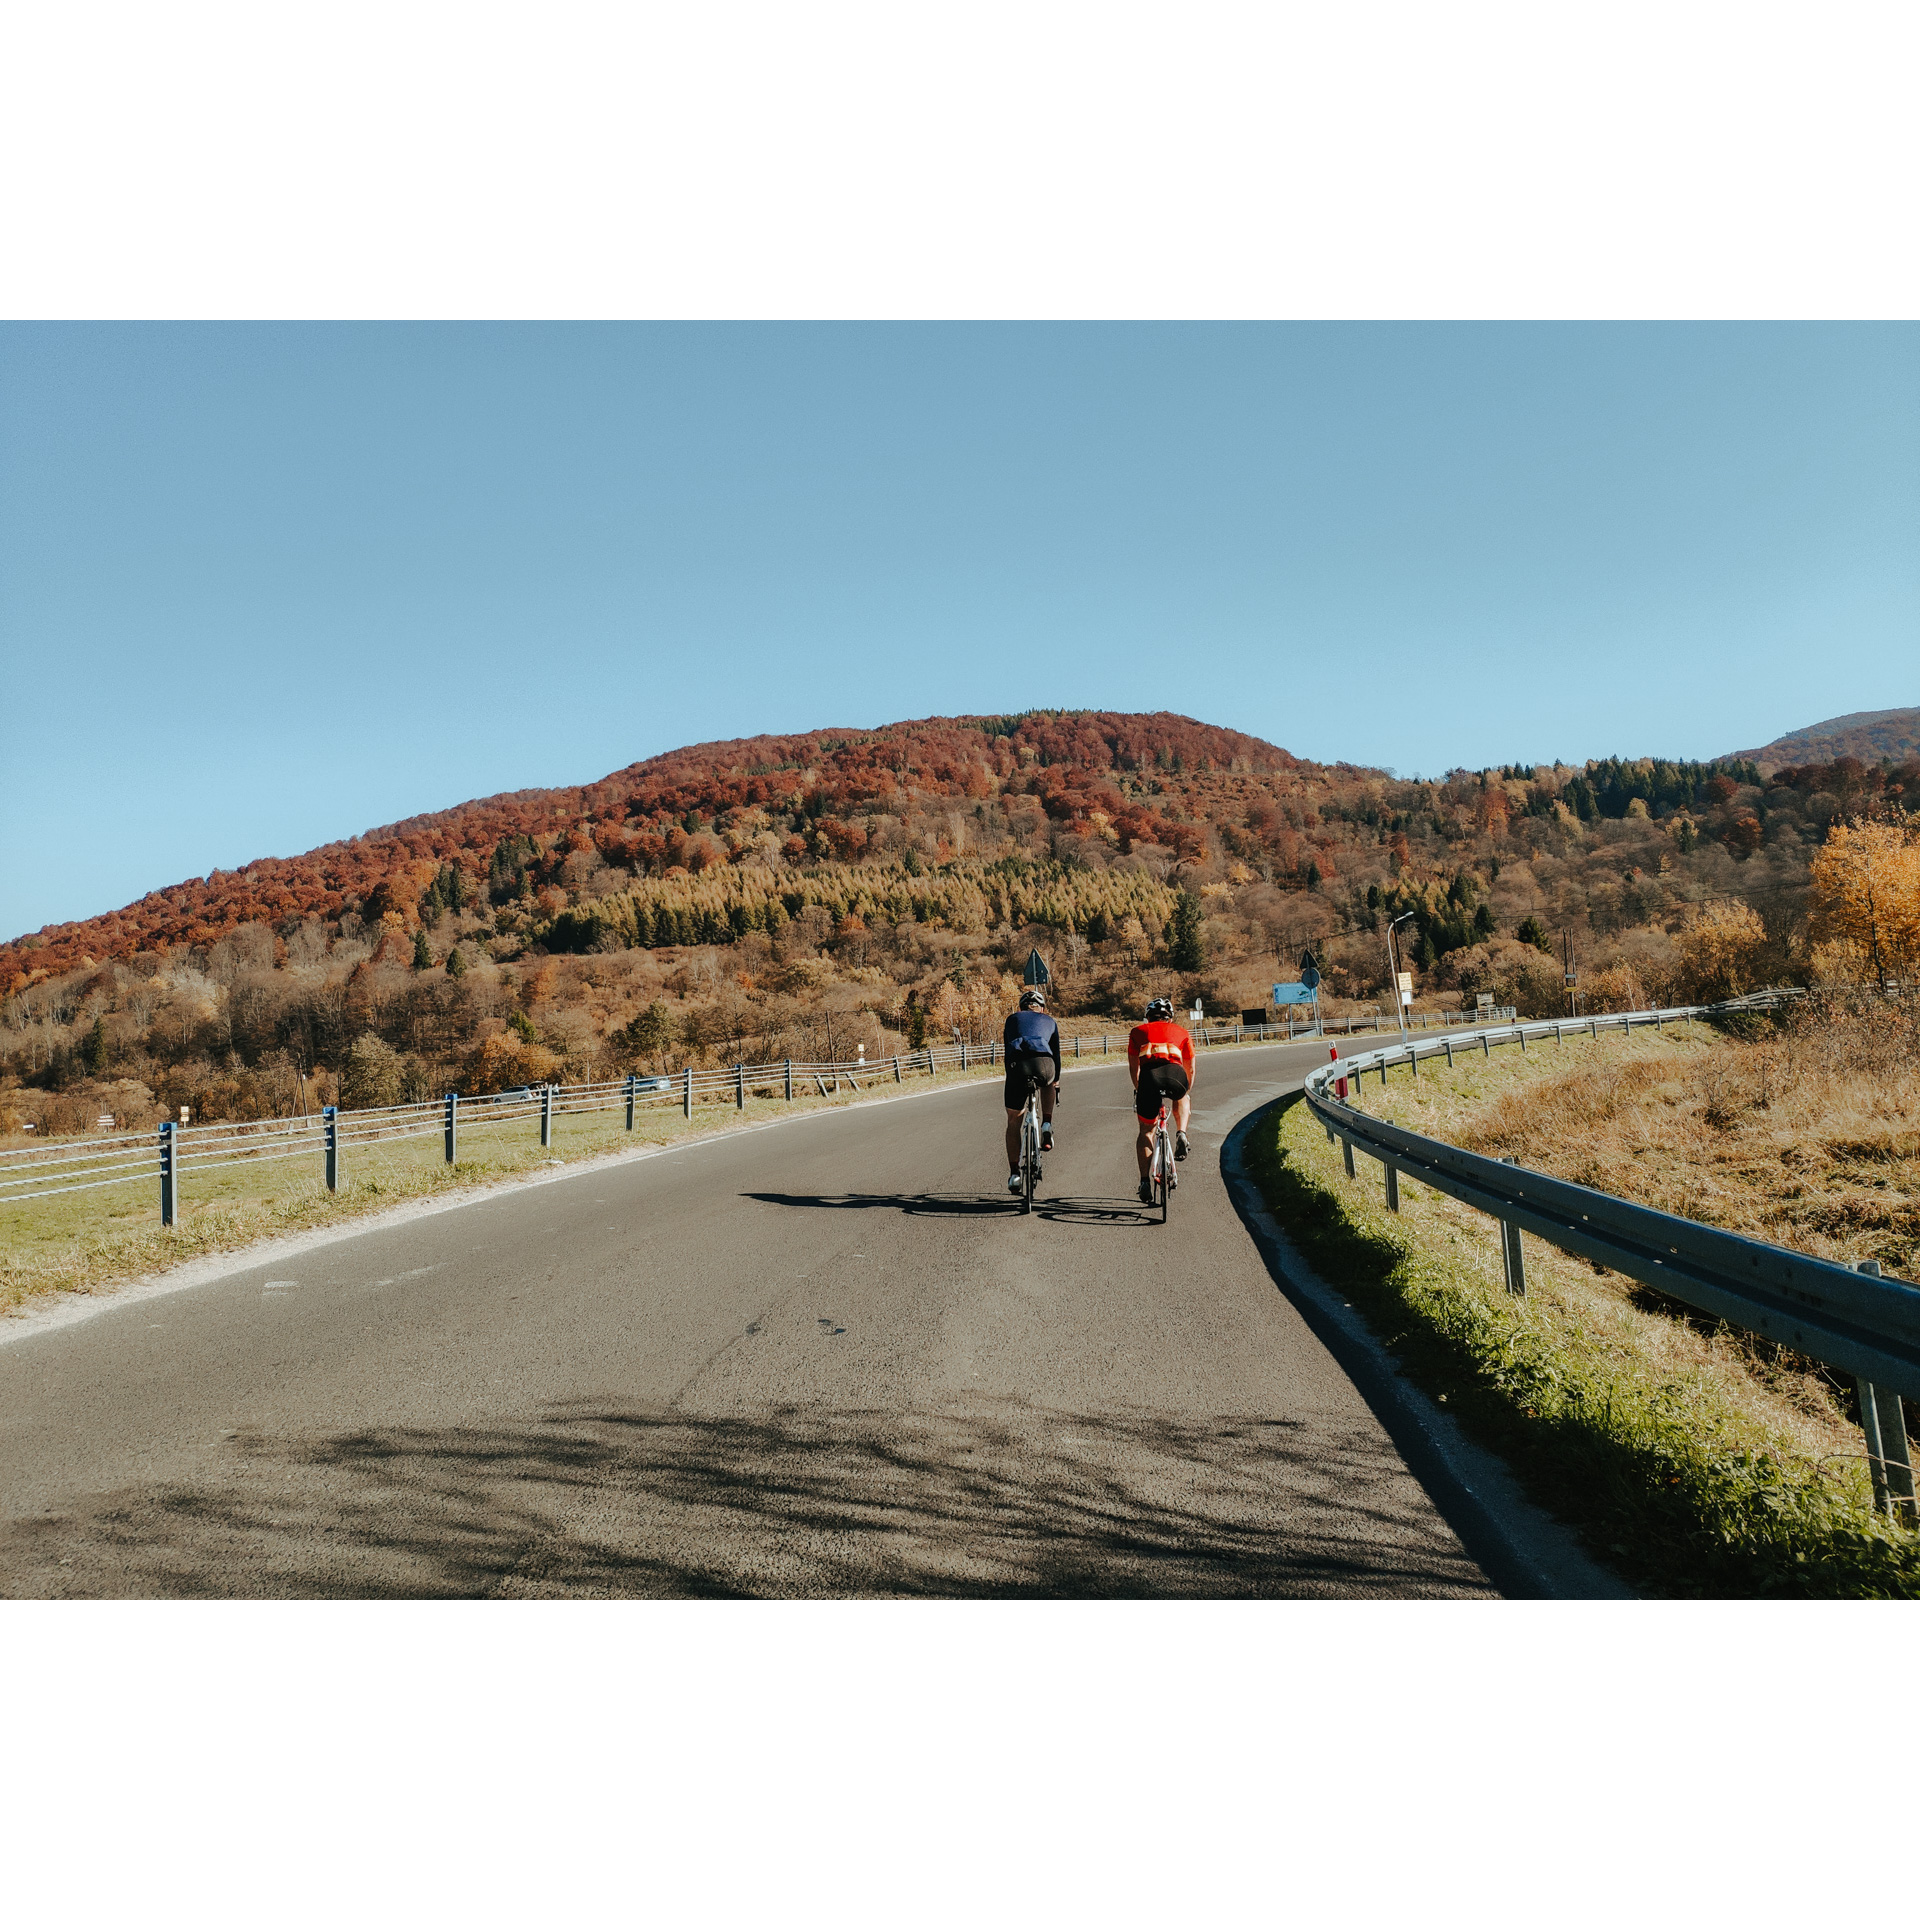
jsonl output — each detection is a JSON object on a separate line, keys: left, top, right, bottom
{"left": 4, "top": 1398, "right": 1492, "bottom": 1601}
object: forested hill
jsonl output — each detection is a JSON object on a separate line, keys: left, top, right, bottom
{"left": 6, "top": 706, "right": 1913, "bottom": 1011}
{"left": 1736, "top": 707, "right": 1920, "bottom": 772}
{"left": 2, "top": 713, "right": 1296, "bottom": 992}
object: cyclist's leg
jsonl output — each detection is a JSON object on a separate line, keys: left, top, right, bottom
{"left": 1004, "top": 1068, "right": 1028, "bottom": 1170}
{"left": 1134, "top": 1062, "right": 1162, "bottom": 1181}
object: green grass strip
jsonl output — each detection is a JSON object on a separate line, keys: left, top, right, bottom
{"left": 1245, "top": 1092, "right": 1920, "bottom": 1598}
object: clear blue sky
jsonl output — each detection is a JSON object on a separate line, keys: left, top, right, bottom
{"left": 2, "top": 322, "right": 1914, "bottom": 942}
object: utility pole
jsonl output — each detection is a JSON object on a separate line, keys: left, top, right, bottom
{"left": 1386, "top": 912, "right": 1415, "bottom": 1036}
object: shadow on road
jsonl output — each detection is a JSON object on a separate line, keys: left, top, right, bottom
{"left": 3, "top": 1398, "right": 1491, "bottom": 1600}
{"left": 742, "top": 1191, "right": 1152, "bottom": 1226}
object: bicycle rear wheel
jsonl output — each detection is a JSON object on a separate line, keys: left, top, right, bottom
{"left": 1021, "top": 1098, "right": 1036, "bottom": 1213}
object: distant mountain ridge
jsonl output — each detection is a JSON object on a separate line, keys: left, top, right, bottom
{"left": 1735, "top": 707, "right": 1920, "bottom": 771}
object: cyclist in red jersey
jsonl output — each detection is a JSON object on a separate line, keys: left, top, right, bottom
{"left": 1127, "top": 996, "right": 1196, "bottom": 1204}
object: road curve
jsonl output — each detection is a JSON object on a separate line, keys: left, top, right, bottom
{"left": 0, "top": 1039, "right": 1495, "bottom": 1597}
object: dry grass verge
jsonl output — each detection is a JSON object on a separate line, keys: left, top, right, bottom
{"left": 1406, "top": 1000, "right": 1918, "bottom": 1281}
{"left": 1249, "top": 1019, "right": 1920, "bottom": 1597}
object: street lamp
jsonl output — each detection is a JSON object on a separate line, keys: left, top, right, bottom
{"left": 1385, "top": 912, "right": 1416, "bottom": 1036}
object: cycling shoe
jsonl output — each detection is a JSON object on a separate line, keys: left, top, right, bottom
{"left": 1174, "top": 1132, "right": 1190, "bottom": 1161}
{"left": 1138, "top": 1178, "right": 1153, "bottom": 1204}
{"left": 1041, "top": 1122, "right": 1055, "bottom": 1151}
{"left": 1007, "top": 1171, "right": 1022, "bottom": 1194}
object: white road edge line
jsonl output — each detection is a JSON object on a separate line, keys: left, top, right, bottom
{"left": 6, "top": 1048, "right": 1327, "bottom": 1349}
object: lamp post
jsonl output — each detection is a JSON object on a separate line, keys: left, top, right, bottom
{"left": 1386, "top": 912, "right": 1416, "bottom": 1036}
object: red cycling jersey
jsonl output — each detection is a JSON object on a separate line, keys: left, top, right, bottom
{"left": 1127, "top": 1019, "right": 1195, "bottom": 1078}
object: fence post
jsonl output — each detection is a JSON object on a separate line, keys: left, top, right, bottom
{"left": 736, "top": 1061, "right": 745, "bottom": 1110}
{"left": 445, "top": 1091, "right": 458, "bottom": 1165}
{"left": 785, "top": 1058, "right": 793, "bottom": 1102}
{"left": 1385, "top": 1162, "right": 1399, "bottom": 1211}
{"left": 960, "top": 1041, "right": 968, "bottom": 1070}
{"left": 1853, "top": 1261, "right": 1916, "bottom": 1522}
{"left": 684, "top": 1066, "right": 693, "bottom": 1118}
{"left": 626, "top": 1074, "right": 636, "bottom": 1130}
{"left": 1074, "top": 1033, "right": 1081, "bottom": 1058}
{"left": 324, "top": 1106, "right": 338, "bottom": 1193}
{"left": 892, "top": 1055, "right": 901, "bottom": 1084}
{"left": 540, "top": 1084, "right": 553, "bottom": 1148}
{"left": 159, "top": 1119, "right": 177, "bottom": 1226}
{"left": 1499, "top": 1156, "right": 1526, "bottom": 1295}
{"left": 1342, "top": 1138, "right": 1355, "bottom": 1178}
{"left": 927, "top": 1048, "right": 935, "bottom": 1078}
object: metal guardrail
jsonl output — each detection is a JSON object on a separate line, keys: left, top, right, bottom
{"left": 1302, "top": 993, "right": 1919, "bottom": 1521}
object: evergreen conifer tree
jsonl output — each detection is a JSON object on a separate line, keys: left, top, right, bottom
{"left": 412, "top": 930, "right": 433, "bottom": 970}
{"left": 1166, "top": 892, "right": 1205, "bottom": 970}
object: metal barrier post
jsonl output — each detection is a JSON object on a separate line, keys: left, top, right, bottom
{"left": 626, "top": 1075, "right": 636, "bottom": 1130}
{"left": 1385, "top": 1163, "right": 1399, "bottom": 1212}
{"left": 1103, "top": 1033, "right": 1109, "bottom": 1054}
{"left": 1853, "top": 1261, "right": 1916, "bottom": 1521}
{"left": 1500, "top": 1157, "right": 1526, "bottom": 1295}
{"left": 1342, "top": 1139, "right": 1355, "bottom": 1179}
{"left": 786, "top": 1059, "right": 794, "bottom": 1101}
{"left": 445, "top": 1091, "right": 457, "bottom": 1165}
{"left": 1074, "top": 1034, "right": 1081, "bottom": 1058}
{"left": 735, "top": 1061, "right": 745, "bottom": 1110}
{"left": 960, "top": 1041, "right": 968, "bottom": 1070}
{"left": 684, "top": 1067, "right": 693, "bottom": 1118}
{"left": 892, "top": 1055, "right": 901, "bottom": 1084}
{"left": 540, "top": 1084, "right": 553, "bottom": 1148}
{"left": 927, "top": 1048, "right": 935, "bottom": 1077}
{"left": 324, "top": 1106, "right": 338, "bottom": 1193}
{"left": 159, "top": 1120, "right": 177, "bottom": 1225}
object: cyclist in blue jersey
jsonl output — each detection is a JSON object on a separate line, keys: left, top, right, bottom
{"left": 1002, "top": 987, "right": 1062, "bottom": 1194}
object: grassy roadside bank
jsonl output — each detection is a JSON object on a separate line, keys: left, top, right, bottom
{"left": 1, "top": 1063, "right": 1027, "bottom": 1318}
{"left": 1245, "top": 1031, "right": 1920, "bottom": 1597}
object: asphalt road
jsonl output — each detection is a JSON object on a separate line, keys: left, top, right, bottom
{"left": 0, "top": 1037, "right": 1495, "bottom": 1597}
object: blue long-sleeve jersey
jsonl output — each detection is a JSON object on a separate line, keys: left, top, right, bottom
{"left": 1003, "top": 1008, "right": 1062, "bottom": 1074}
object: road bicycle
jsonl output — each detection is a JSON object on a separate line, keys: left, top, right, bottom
{"left": 1016, "top": 1078, "right": 1045, "bottom": 1214}
{"left": 1146, "top": 1092, "right": 1176, "bottom": 1224}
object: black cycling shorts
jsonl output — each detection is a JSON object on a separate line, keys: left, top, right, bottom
{"left": 1134, "top": 1059, "right": 1190, "bottom": 1121}
{"left": 1003, "top": 1050, "right": 1057, "bottom": 1110}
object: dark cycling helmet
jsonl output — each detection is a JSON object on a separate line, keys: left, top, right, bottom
{"left": 1018, "top": 987, "right": 1046, "bottom": 1010}
{"left": 1145, "top": 996, "right": 1175, "bottom": 1022}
